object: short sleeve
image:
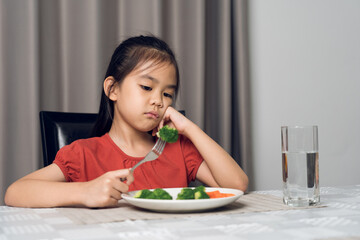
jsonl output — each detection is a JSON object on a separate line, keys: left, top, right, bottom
{"left": 53, "top": 142, "right": 82, "bottom": 182}
{"left": 180, "top": 135, "right": 203, "bottom": 183}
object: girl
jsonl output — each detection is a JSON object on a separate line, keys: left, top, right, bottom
{"left": 5, "top": 35, "right": 248, "bottom": 208}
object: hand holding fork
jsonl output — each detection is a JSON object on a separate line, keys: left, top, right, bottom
{"left": 120, "top": 138, "right": 166, "bottom": 181}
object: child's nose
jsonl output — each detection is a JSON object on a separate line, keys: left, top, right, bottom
{"left": 150, "top": 93, "right": 163, "bottom": 107}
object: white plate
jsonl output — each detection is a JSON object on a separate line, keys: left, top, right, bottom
{"left": 121, "top": 187, "right": 244, "bottom": 212}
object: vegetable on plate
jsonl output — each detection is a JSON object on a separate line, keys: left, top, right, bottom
{"left": 134, "top": 188, "right": 172, "bottom": 200}
{"left": 177, "top": 186, "right": 210, "bottom": 200}
{"left": 133, "top": 186, "right": 235, "bottom": 200}
{"left": 206, "top": 190, "right": 235, "bottom": 198}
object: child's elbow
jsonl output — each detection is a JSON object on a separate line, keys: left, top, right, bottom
{"left": 4, "top": 184, "right": 16, "bottom": 206}
{"left": 234, "top": 174, "right": 249, "bottom": 193}
{"left": 242, "top": 175, "right": 249, "bottom": 192}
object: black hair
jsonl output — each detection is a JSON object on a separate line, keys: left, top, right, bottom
{"left": 92, "top": 35, "right": 180, "bottom": 137}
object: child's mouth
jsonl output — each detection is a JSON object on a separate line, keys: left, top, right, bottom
{"left": 145, "top": 111, "right": 159, "bottom": 119}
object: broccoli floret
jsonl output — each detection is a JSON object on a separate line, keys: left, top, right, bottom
{"left": 176, "top": 186, "right": 210, "bottom": 200}
{"left": 153, "top": 188, "right": 173, "bottom": 200}
{"left": 176, "top": 188, "right": 195, "bottom": 200}
{"left": 156, "top": 125, "right": 178, "bottom": 143}
{"left": 135, "top": 187, "right": 209, "bottom": 200}
{"left": 134, "top": 189, "right": 172, "bottom": 200}
{"left": 193, "top": 185, "right": 210, "bottom": 199}
{"left": 194, "top": 191, "right": 210, "bottom": 199}
{"left": 134, "top": 189, "right": 155, "bottom": 199}
{"left": 194, "top": 185, "right": 206, "bottom": 193}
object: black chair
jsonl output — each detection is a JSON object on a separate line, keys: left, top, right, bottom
{"left": 39, "top": 111, "right": 98, "bottom": 167}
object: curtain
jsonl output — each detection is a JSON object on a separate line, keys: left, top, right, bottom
{"left": 0, "top": 0, "right": 251, "bottom": 204}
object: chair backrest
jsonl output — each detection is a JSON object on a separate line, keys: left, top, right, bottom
{"left": 39, "top": 111, "right": 98, "bottom": 167}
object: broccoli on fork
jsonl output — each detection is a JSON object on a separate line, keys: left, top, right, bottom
{"left": 156, "top": 125, "right": 178, "bottom": 143}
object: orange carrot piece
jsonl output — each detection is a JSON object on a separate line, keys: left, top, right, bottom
{"left": 206, "top": 191, "right": 235, "bottom": 198}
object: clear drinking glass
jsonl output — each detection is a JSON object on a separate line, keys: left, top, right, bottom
{"left": 281, "top": 126, "right": 320, "bottom": 207}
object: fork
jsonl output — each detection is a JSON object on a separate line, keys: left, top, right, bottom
{"left": 120, "top": 138, "right": 165, "bottom": 182}
{"left": 129, "top": 138, "right": 166, "bottom": 174}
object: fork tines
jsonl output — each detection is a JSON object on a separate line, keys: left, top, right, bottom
{"left": 153, "top": 139, "right": 166, "bottom": 155}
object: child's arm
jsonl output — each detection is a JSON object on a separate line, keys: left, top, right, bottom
{"left": 157, "top": 107, "right": 249, "bottom": 192}
{"left": 4, "top": 164, "right": 133, "bottom": 208}
{"left": 184, "top": 124, "right": 248, "bottom": 191}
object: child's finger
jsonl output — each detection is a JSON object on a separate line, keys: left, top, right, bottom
{"left": 159, "top": 119, "right": 165, "bottom": 130}
{"left": 152, "top": 125, "right": 160, "bottom": 136}
{"left": 107, "top": 197, "right": 121, "bottom": 207}
{"left": 125, "top": 171, "right": 134, "bottom": 185}
{"left": 114, "top": 168, "right": 135, "bottom": 186}
{"left": 152, "top": 129, "right": 157, "bottom": 136}
{"left": 112, "top": 169, "right": 131, "bottom": 178}
{"left": 166, "top": 122, "right": 175, "bottom": 129}
{"left": 112, "top": 169, "right": 130, "bottom": 182}
{"left": 110, "top": 187, "right": 123, "bottom": 200}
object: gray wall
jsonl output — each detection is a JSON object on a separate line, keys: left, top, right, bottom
{"left": 248, "top": 0, "right": 360, "bottom": 190}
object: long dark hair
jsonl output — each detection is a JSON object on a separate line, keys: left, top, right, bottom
{"left": 92, "top": 35, "right": 180, "bottom": 137}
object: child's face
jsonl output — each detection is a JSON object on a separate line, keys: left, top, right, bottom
{"left": 113, "top": 61, "right": 177, "bottom": 132}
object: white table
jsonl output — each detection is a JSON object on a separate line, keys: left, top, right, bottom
{"left": 1, "top": 185, "right": 360, "bottom": 240}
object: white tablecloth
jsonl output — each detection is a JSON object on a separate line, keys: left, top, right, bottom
{"left": 1, "top": 185, "right": 360, "bottom": 240}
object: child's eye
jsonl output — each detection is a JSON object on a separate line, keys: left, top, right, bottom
{"left": 141, "top": 85, "right": 152, "bottom": 91}
{"left": 164, "top": 92, "right": 173, "bottom": 99}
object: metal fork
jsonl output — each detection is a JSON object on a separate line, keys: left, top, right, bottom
{"left": 130, "top": 138, "right": 166, "bottom": 174}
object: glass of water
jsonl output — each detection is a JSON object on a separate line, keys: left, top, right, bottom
{"left": 281, "top": 126, "right": 319, "bottom": 207}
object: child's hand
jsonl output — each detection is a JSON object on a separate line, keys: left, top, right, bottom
{"left": 81, "top": 169, "right": 134, "bottom": 208}
{"left": 153, "top": 106, "right": 190, "bottom": 136}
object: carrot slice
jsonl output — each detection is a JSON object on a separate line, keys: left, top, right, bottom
{"left": 206, "top": 190, "right": 235, "bottom": 198}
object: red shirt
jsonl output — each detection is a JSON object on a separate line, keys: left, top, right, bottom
{"left": 53, "top": 133, "right": 203, "bottom": 191}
